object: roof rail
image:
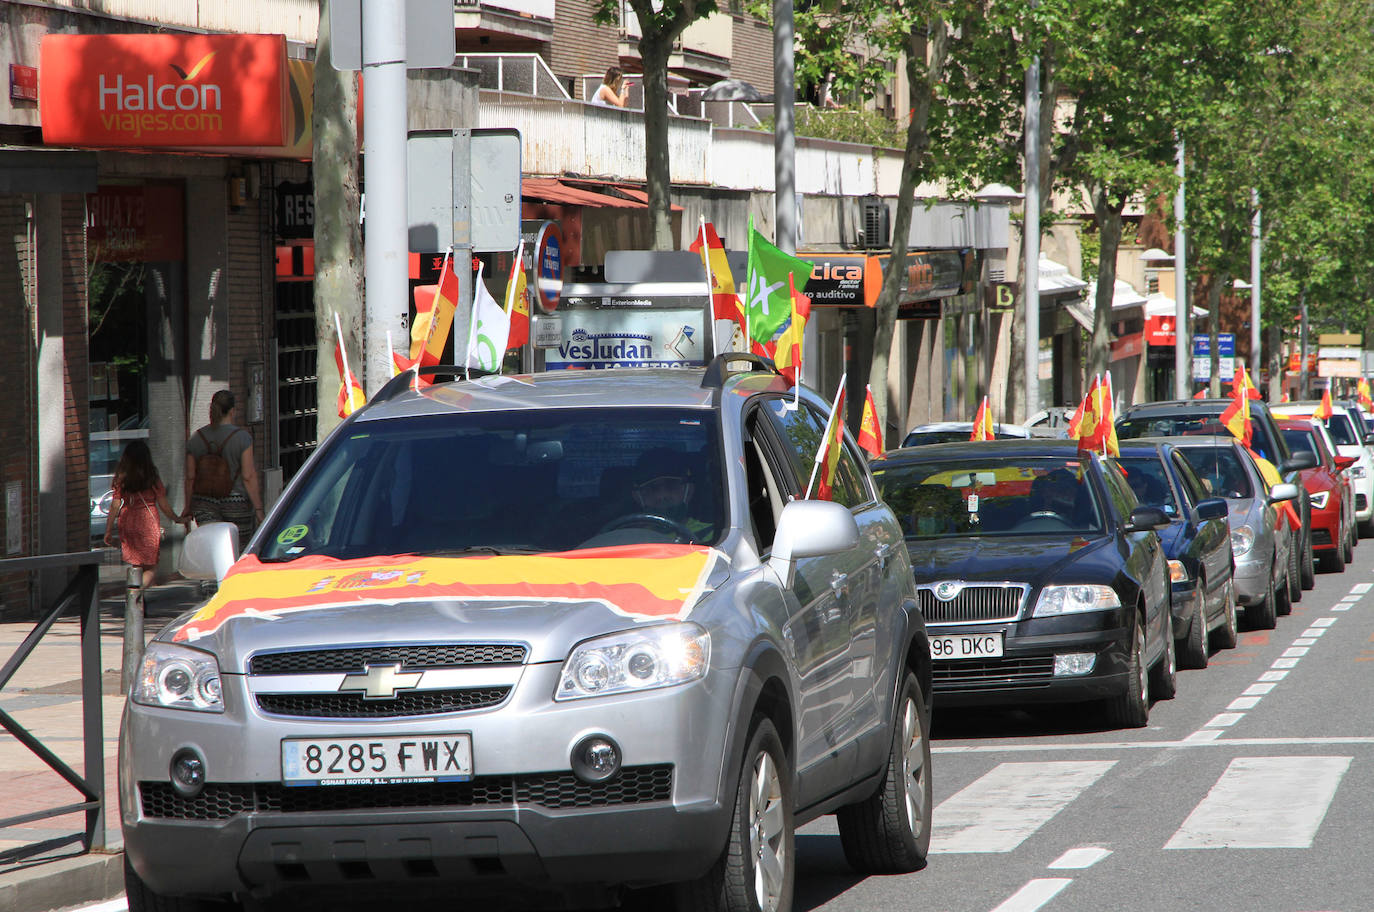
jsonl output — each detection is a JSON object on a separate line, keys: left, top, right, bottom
{"left": 368, "top": 365, "right": 500, "bottom": 405}
{"left": 701, "top": 352, "right": 782, "bottom": 392}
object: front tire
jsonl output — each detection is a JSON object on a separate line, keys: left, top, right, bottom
{"left": 1246, "top": 572, "right": 1278, "bottom": 631}
{"left": 1299, "top": 530, "right": 1316, "bottom": 591}
{"left": 1178, "top": 586, "right": 1209, "bottom": 670}
{"left": 837, "top": 671, "right": 933, "bottom": 873}
{"left": 1105, "top": 619, "right": 1149, "bottom": 729}
{"left": 1150, "top": 616, "right": 1178, "bottom": 700}
{"left": 672, "top": 718, "right": 794, "bottom": 912}
{"left": 1276, "top": 569, "right": 1293, "bottom": 617}
{"left": 1210, "top": 577, "right": 1239, "bottom": 650}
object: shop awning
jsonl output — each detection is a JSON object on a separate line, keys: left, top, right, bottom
{"left": 522, "top": 178, "right": 683, "bottom": 211}
{"left": 1039, "top": 256, "right": 1088, "bottom": 297}
{"left": 1143, "top": 293, "right": 1207, "bottom": 319}
{"left": 1067, "top": 278, "right": 1149, "bottom": 333}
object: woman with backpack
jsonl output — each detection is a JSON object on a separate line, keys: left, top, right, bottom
{"left": 183, "top": 388, "right": 264, "bottom": 549}
{"left": 103, "top": 440, "right": 182, "bottom": 589}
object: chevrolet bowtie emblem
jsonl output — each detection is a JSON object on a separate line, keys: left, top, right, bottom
{"left": 339, "top": 664, "right": 423, "bottom": 700}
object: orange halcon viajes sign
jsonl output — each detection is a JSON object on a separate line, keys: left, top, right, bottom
{"left": 40, "top": 33, "right": 286, "bottom": 148}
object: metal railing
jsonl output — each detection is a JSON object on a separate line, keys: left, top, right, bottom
{"left": 455, "top": 53, "right": 570, "bottom": 101}
{"left": 0, "top": 552, "right": 106, "bottom": 864}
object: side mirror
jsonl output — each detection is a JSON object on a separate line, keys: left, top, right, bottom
{"left": 1334, "top": 454, "right": 1358, "bottom": 471}
{"left": 1125, "top": 505, "right": 1171, "bottom": 533}
{"left": 1280, "top": 451, "right": 1317, "bottom": 473}
{"left": 178, "top": 522, "right": 240, "bottom": 582}
{"left": 1268, "top": 482, "right": 1299, "bottom": 504}
{"left": 768, "top": 499, "right": 860, "bottom": 586}
{"left": 1195, "top": 497, "right": 1229, "bottom": 521}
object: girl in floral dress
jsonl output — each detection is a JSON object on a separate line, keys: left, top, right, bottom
{"left": 103, "top": 441, "right": 183, "bottom": 588}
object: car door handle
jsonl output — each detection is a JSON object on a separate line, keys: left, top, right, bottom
{"left": 830, "top": 572, "right": 849, "bottom": 595}
{"left": 876, "top": 543, "right": 893, "bottom": 570}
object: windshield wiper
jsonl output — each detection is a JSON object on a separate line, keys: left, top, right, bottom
{"left": 415, "top": 546, "right": 547, "bottom": 556}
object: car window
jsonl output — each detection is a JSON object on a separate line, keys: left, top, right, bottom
{"left": 257, "top": 408, "right": 725, "bottom": 560}
{"left": 872, "top": 455, "right": 1102, "bottom": 537}
{"left": 1100, "top": 459, "right": 1138, "bottom": 522}
{"left": 1116, "top": 456, "right": 1177, "bottom": 514}
{"left": 759, "top": 398, "right": 865, "bottom": 507}
{"left": 902, "top": 429, "right": 1022, "bottom": 447}
{"left": 1170, "top": 454, "right": 1208, "bottom": 506}
{"left": 1177, "top": 446, "right": 1254, "bottom": 500}
{"left": 1281, "top": 427, "right": 1317, "bottom": 458}
{"left": 1325, "top": 413, "right": 1359, "bottom": 446}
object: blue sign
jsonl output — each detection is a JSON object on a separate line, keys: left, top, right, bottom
{"left": 1192, "top": 333, "right": 1235, "bottom": 381}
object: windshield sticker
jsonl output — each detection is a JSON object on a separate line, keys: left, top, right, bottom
{"left": 276, "top": 525, "right": 310, "bottom": 545}
{"left": 172, "top": 545, "right": 721, "bottom": 642}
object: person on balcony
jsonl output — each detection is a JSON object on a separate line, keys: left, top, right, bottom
{"left": 593, "top": 66, "right": 630, "bottom": 108}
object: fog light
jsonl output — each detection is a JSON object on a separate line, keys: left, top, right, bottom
{"left": 570, "top": 735, "right": 621, "bottom": 783}
{"left": 1054, "top": 653, "right": 1096, "bottom": 677}
{"left": 170, "top": 747, "right": 206, "bottom": 797}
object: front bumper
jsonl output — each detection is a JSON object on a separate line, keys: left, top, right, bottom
{"left": 1232, "top": 554, "right": 1271, "bottom": 606}
{"left": 1308, "top": 505, "right": 1341, "bottom": 552}
{"left": 120, "top": 664, "right": 733, "bottom": 899}
{"left": 928, "top": 608, "right": 1134, "bottom": 708}
{"left": 1169, "top": 578, "right": 1202, "bottom": 639}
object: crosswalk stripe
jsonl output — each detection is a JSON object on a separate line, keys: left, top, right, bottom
{"left": 1164, "top": 756, "right": 1351, "bottom": 849}
{"left": 930, "top": 760, "right": 1115, "bottom": 854}
{"left": 990, "top": 878, "right": 1073, "bottom": 912}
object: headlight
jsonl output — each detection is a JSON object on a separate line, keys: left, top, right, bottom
{"left": 556, "top": 623, "right": 710, "bottom": 701}
{"left": 1231, "top": 525, "right": 1255, "bottom": 557}
{"left": 1348, "top": 465, "right": 1368, "bottom": 479}
{"left": 132, "top": 642, "right": 224, "bottom": 713}
{"left": 1033, "top": 584, "right": 1121, "bottom": 617}
{"left": 1168, "top": 559, "right": 1189, "bottom": 583}
{"left": 1310, "top": 490, "right": 1330, "bottom": 510}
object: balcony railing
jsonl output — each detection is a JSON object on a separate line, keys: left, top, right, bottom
{"left": 455, "top": 0, "right": 556, "bottom": 18}
{"left": 458, "top": 54, "right": 570, "bottom": 101}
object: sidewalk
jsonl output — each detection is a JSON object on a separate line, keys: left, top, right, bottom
{"left": 0, "top": 569, "right": 207, "bottom": 912}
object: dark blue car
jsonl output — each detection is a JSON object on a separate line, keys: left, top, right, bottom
{"left": 1115, "top": 439, "right": 1238, "bottom": 670}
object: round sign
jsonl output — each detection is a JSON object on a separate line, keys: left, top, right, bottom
{"left": 534, "top": 221, "right": 563, "bottom": 313}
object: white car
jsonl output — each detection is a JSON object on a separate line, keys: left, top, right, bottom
{"left": 1275, "top": 402, "right": 1374, "bottom": 536}
{"left": 901, "top": 421, "right": 1031, "bottom": 448}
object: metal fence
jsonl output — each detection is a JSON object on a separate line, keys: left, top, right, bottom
{"left": 455, "top": 53, "right": 570, "bottom": 101}
{"left": 0, "top": 552, "right": 106, "bottom": 864}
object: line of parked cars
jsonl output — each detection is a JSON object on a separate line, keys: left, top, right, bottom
{"left": 882, "top": 392, "right": 1374, "bottom": 728}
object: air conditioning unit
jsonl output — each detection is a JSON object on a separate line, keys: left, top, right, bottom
{"left": 862, "top": 196, "right": 890, "bottom": 249}
{"left": 986, "top": 252, "right": 1007, "bottom": 283}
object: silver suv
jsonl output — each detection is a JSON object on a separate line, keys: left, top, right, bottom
{"left": 120, "top": 358, "right": 932, "bottom": 912}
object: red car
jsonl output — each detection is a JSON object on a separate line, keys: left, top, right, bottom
{"left": 1278, "top": 418, "right": 1357, "bottom": 571}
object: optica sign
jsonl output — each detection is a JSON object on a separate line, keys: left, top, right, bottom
{"left": 39, "top": 33, "right": 286, "bottom": 148}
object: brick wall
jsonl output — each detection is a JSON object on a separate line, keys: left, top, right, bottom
{"left": 729, "top": 15, "right": 775, "bottom": 96}
{"left": 548, "top": 0, "right": 622, "bottom": 99}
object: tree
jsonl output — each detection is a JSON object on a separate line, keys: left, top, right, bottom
{"left": 312, "top": 0, "right": 364, "bottom": 441}
{"left": 593, "top": 0, "right": 719, "bottom": 251}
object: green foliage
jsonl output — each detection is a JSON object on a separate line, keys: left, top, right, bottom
{"left": 1080, "top": 228, "right": 1101, "bottom": 283}
{"left": 755, "top": 107, "right": 906, "bottom": 148}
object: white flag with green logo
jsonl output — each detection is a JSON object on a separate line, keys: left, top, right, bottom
{"left": 466, "top": 262, "right": 510, "bottom": 372}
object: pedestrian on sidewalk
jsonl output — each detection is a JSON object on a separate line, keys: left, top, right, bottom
{"left": 103, "top": 439, "right": 183, "bottom": 588}
{"left": 183, "top": 388, "right": 265, "bottom": 549}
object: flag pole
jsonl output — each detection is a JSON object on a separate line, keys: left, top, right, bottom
{"left": 806, "top": 372, "right": 847, "bottom": 499}
{"left": 792, "top": 271, "right": 801, "bottom": 408}
{"left": 465, "top": 261, "right": 485, "bottom": 379}
{"left": 334, "top": 311, "right": 359, "bottom": 415}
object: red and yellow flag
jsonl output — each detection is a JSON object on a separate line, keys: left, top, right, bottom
{"left": 970, "top": 395, "right": 995, "bottom": 441}
{"left": 1070, "top": 375, "right": 1102, "bottom": 452}
{"left": 1313, "top": 388, "right": 1334, "bottom": 420}
{"left": 1358, "top": 378, "right": 1373, "bottom": 412}
{"left": 808, "top": 376, "right": 847, "bottom": 500}
{"left": 857, "top": 385, "right": 883, "bottom": 457}
{"left": 1100, "top": 374, "right": 1120, "bottom": 457}
{"left": 334, "top": 339, "right": 365, "bottom": 418}
{"left": 1219, "top": 375, "right": 1253, "bottom": 447}
{"left": 689, "top": 220, "right": 745, "bottom": 327}
{"left": 410, "top": 249, "right": 459, "bottom": 367}
{"left": 505, "top": 241, "right": 529, "bottom": 351}
{"left": 1232, "top": 365, "right": 1262, "bottom": 400}
{"left": 772, "top": 272, "right": 811, "bottom": 385}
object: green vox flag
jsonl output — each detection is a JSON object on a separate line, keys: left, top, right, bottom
{"left": 745, "top": 219, "right": 812, "bottom": 346}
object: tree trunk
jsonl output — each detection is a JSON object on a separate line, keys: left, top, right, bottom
{"left": 1088, "top": 186, "right": 1122, "bottom": 382}
{"left": 640, "top": 35, "right": 675, "bottom": 251}
{"left": 866, "top": 20, "right": 949, "bottom": 439}
{"left": 1207, "top": 276, "right": 1226, "bottom": 397}
{"left": 313, "top": 0, "right": 364, "bottom": 442}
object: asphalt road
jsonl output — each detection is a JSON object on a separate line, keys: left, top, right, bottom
{"left": 71, "top": 551, "right": 1374, "bottom": 912}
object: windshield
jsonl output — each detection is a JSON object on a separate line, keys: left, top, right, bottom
{"left": 872, "top": 456, "right": 1103, "bottom": 537}
{"left": 1117, "top": 457, "right": 1178, "bottom": 515}
{"left": 902, "top": 429, "right": 1023, "bottom": 447}
{"left": 1117, "top": 406, "right": 1284, "bottom": 464}
{"left": 1176, "top": 447, "right": 1253, "bottom": 500}
{"left": 257, "top": 408, "right": 725, "bottom": 561}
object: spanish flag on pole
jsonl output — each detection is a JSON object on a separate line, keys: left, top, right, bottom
{"left": 333, "top": 313, "right": 366, "bottom": 418}
{"left": 1100, "top": 374, "right": 1120, "bottom": 457}
{"left": 1313, "top": 387, "right": 1334, "bottom": 420}
{"left": 857, "top": 385, "right": 883, "bottom": 457}
{"left": 1232, "top": 365, "right": 1262, "bottom": 400}
{"left": 1358, "top": 377, "right": 1373, "bottom": 412}
{"left": 410, "top": 249, "right": 459, "bottom": 367}
{"left": 772, "top": 272, "right": 810, "bottom": 386}
{"left": 970, "top": 395, "right": 995, "bottom": 441}
{"left": 689, "top": 219, "right": 745, "bottom": 328}
{"left": 505, "top": 240, "right": 529, "bottom": 351}
{"left": 1068, "top": 375, "right": 1101, "bottom": 447}
{"left": 807, "top": 374, "right": 847, "bottom": 500}
{"left": 1219, "top": 376, "right": 1253, "bottom": 447}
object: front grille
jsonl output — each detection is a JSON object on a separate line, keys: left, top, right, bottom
{"left": 918, "top": 584, "right": 1027, "bottom": 624}
{"left": 256, "top": 687, "right": 510, "bottom": 718}
{"left": 138, "top": 765, "right": 674, "bottom": 820}
{"left": 250, "top": 644, "right": 527, "bottom": 676}
{"left": 932, "top": 656, "right": 1055, "bottom": 689}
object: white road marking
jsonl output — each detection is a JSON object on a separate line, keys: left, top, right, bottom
{"left": 1282, "top": 647, "right": 1310, "bottom": 657}
{"left": 1048, "top": 847, "right": 1112, "bottom": 869}
{"left": 934, "top": 735, "right": 1374, "bottom": 755}
{"left": 1312, "top": 617, "right": 1337, "bottom": 626}
{"left": 1271, "top": 657, "right": 1299, "bottom": 668}
{"left": 1292, "top": 638, "right": 1318, "bottom": 646}
{"left": 1243, "top": 683, "right": 1276, "bottom": 696}
{"left": 1340, "top": 595, "right": 1361, "bottom": 602}
{"left": 1184, "top": 729, "right": 1224, "bottom": 743}
{"left": 1205, "top": 712, "right": 1244, "bottom": 727}
{"left": 990, "top": 878, "right": 1073, "bottom": 912}
{"left": 1350, "top": 583, "right": 1371, "bottom": 593}
{"left": 73, "top": 902, "right": 127, "bottom": 912}
{"left": 930, "top": 761, "right": 1115, "bottom": 853}
{"left": 1333, "top": 604, "right": 1351, "bottom": 611}
{"left": 1299, "top": 628, "right": 1328, "bottom": 637}
{"left": 1164, "top": 756, "right": 1351, "bottom": 849}
{"left": 1228, "top": 697, "right": 1261, "bottom": 710}
{"left": 1258, "top": 670, "right": 1288, "bottom": 682}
